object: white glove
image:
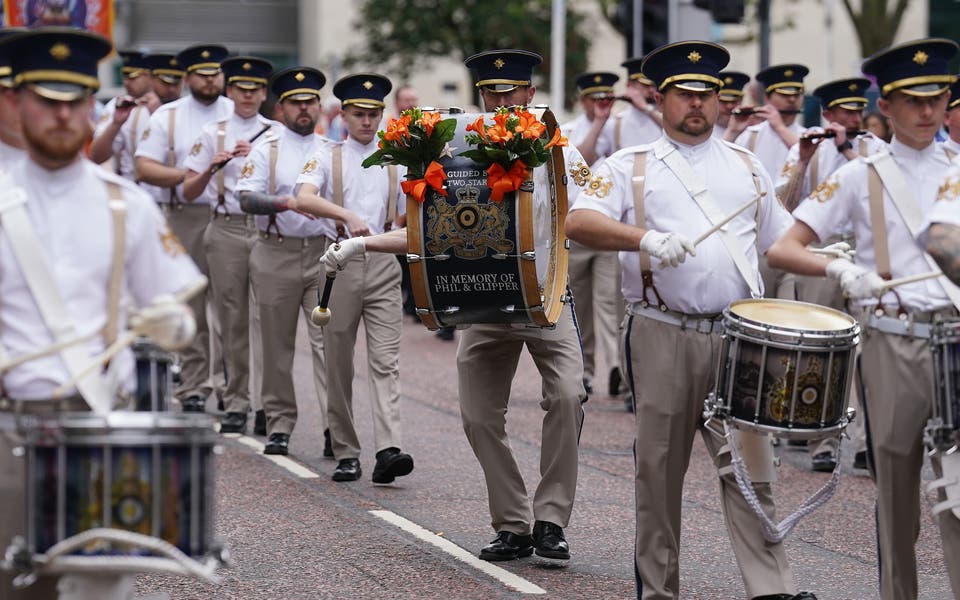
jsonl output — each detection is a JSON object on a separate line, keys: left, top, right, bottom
{"left": 816, "top": 241, "right": 855, "bottom": 262}
{"left": 639, "top": 230, "right": 696, "bottom": 269}
{"left": 129, "top": 295, "right": 196, "bottom": 351}
{"left": 825, "top": 258, "right": 886, "bottom": 300}
{"left": 320, "top": 237, "right": 366, "bottom": 272}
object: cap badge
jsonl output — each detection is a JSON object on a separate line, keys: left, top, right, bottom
{"left": 784, "top": 69, "right": 794, "bottom": 78}
{"left": 725, "top": 76, "right": 733, "bottom": 85}
{"left": 49, "top": 43, "right": 71, "bottom": 62}
{"left": 913, "top": 50, "right": 929, "bottom": 65}
{"left": 242, "top": 62, "right": 252, "bottom": 71}
{"left": 294, "top": 71, "right": 305, "bottom": 82}
{"left": 848, "top": 83, "right": 858, "bottom": 91}
{"left": 201, "top": 50, "right": 211, "bottom": 59}
{"left": 687, "top": 51, "right": 701, "bottom": 64}
{"left": 362, "top": 80, "right": 373, "bottom": 90}
{"left": 493, "top": 58, "right": 505, "bottom": 69}
{"left": 593, "top": 75, "right": 602, "bottom": 83}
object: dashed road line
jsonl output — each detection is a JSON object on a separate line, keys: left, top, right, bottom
{"left": 370, "top": 509, "right": 547, "bottom": 595}
{"left": 234, "top": 435, "right": 319, "bottom": 479}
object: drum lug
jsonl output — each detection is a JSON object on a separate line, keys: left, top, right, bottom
{"left": 564, "top": 238, "right": 570, "bottom": 250}
{"left": 500, "top": 305, "right": 517, "bottom": 314}
{"left": 406, "top": 253, "right": 422, "bottom": 263}
{"left": 520, "top": 252, "right": 536, "bottom": 261}
{"left": 519, "top": 181, "right": 534, "bottom": 192}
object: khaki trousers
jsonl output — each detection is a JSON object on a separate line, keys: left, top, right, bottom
{"left": 249, "top": 234, "right": 327, "bottom": 436}
{"left": 203, "top": 215, "right": 262, "bottom": 414}
{"left": 0, "top": 398, "right": 88, "bottom": 600}
{"left": 165, "top": 203, "right": 219, "bottom": 400}
{"left": 323, "top": 246, "right": 403, "bottom": 459}
{"left": 457, "top": 304, "right": 586, "bottom": 534}
{"left": 858, "top": 322, "right": 960, "bottom": 600}
{"left": 568, "top": 241, "right": 621, "bottom": 386}
{"left": 626, "top": 315, "right": 795, "bottom": 600}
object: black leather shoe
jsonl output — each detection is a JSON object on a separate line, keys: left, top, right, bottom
{"left": 479, "top": 531, "right": 534, "bottom": 561}
{"left": 853, "top": 450, "right": 868, "bottom": 470}
{"left": 323, "top": 428, "right": 334, "bottom": 459}
{"left": 532, "top": 520, "right": 570, "bottom": 560}
{"left": 582, "top": 378, "right": 593, "bottom": 395}
{"left": 811, "top": 451, "right": 837, "bottom": 472}
{"left": 608, "top": 366, "right": 623, "bottom": 395}
{"left": 181, "top": 395, "right": 206, "bottom": 413}
{"left": 332, "top": 458, "right": 362, "bottom": 482}
{"left": 263, "top": 433, "right": 290, "bottom": 455}
{"left": 752, "top": 593, "right": 818, "bottom": 600}
{"left": 435, "top": 326, "right": 455, "bottom": 341}
{"left": 372, "top": 447, "right": 414, "bottom": 484}
{"left": 219, "top": 412, "right": 247, "bottom": 434}
{"left": 253, "top": 410, "right": 267, "bottom": 436}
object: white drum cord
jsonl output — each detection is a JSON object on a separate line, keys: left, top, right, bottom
{"left": 925, "top": 449, "right": 960, "bottom": 521}
{"left": 6, "top": 528, "right": 225, "bottom": 589}
{"left": 721, "top": 420, "right": 842, "bottom": 543}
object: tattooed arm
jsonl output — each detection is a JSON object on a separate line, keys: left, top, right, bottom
{"left": 927, "top": 223, "right": 960, "bottom": 286}
{"left": 238, "top": 191, "right": 292, "bottom": 214}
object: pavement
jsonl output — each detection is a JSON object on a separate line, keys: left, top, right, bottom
{"left": 135, "top": 314, "right": 955, "bottom": 599}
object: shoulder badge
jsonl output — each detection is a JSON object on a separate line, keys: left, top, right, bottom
{"left": 240, "top": 161, "right": 255, "bottom": 180}
{"left": 780, "top": 160, "right": 796, "bottom": 178}
{"left": 583, "top": 174, "right": 613, "bottom": 198}
{"left": 189, "top": 140, "right": 203, "bottom": 156}
{"left": 568, "top": 161, "right": 591, "bottom": 188}
{"left": 141, "top": 128, "right": 151, "bottom": 142}
{"left": 810, "top": 177, "right": 840, "bottom": 203}
{"left": 301, "top": 158, "right": 318, "bottom": 174}
{"left": 159, "top": 224, "right": 187, "bottom": 257}
{"left": 937, "top": 175, "right": 960, "bottom": 202}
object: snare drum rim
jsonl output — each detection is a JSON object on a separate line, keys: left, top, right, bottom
{"left": 724, "top": 299, "right": 860, "bottom": 348}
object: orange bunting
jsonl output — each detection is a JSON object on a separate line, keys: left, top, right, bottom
{"left": 544, "top": 127, "right": 569, "bottom": 149}
{"left": 487, "top": 160, "right": 528, "bottom": 202}
{"left": 401, "top": 160, "right": 448, "bottom": 203}
{"left": 420, "top": 111, "right": 442, "bottom": 136}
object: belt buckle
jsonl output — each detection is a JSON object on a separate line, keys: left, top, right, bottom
{"left": 696, "top": 319, "right": 714, "bottom": 335}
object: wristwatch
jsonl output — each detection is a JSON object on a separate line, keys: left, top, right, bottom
{"left": 836, "top": 140, "right": 853, "bottom": 153}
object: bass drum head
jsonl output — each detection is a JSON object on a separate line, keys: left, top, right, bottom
{"left": 729, "top": 298, "right": 855, "bottom": 332}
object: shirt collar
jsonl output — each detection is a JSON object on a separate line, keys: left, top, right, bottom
{"left": 345, "top": 135, "right": 378, "bottom": 155}
{"left": 889, "top": 135, "right": 941, "bottom": 162}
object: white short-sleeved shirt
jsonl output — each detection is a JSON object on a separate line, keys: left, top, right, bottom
{"left": 182, "top": 113, "right": 279, "bottom": 214}
{"left": 561, "top": 112, "right": 615, "bottom": 168}
{"left": 0, "top": 158, "right": 203, "bottom": 400}
{"left": 135, "top": 95, "right": 234, "bottom": 204}
{"left": 776, "top": 131, "right": 885, "bottom": 199}
{"left": 919, "top": 154, "right": 960, "bottom": 243}
{"left": 712, "top": 122, "right": 728, "bottom": 140}
{"left": 793, "top": 137, "right": 955, "bottom": 311}
{"left": 0, "top": 140, "right": 26, "bottom": 169}
{"left": 735, "top": 120, "right": 805, "bottom": 184}
{"left": 611, "top": 106, "right": 661, "bottom": 151}
{"left": 295, "top": 136, "right": 407, "bottom": 240}
{"left": 570, "top": 134, "right": 794, "bottom": 314}
{"left": 236, "top": 127, "right": 330, "bottom": 238}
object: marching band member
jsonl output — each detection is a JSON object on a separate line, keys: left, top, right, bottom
{"left": 611, "top": 57, "right": 662, "bottom": 151}
{"left": 0, "top": 28, "right": 202, "bottom": 599}
{"left": 183, "top": 56, "right": 278, "bottom": 434}
{"left": 236, "top": 67, "right": 332, "bottom": 455}
{"left": 565, "top": 40, "right": 813, "bottom": 600}
{"left": 0, "top": 27, "right": 26, "bottom": 165}
{"left": 942, "top": 78, "right": 960, "bottom": 158}
{"left": 713, "top": 70, "right": 750, "bottom": 140}
{"left": 766, "top": 38, "right": 960, "bottom": 600}
{"left": 136, "top": 44, "right": 234, "bottom": 413}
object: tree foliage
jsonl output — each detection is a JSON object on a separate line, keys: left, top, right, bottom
{"left": 841, "top": 0, "right": 910, "bottom": 58}
{"left": 347, "top": 0, "right": 590, "bottom": 109}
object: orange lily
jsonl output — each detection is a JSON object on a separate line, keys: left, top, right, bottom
{"left": 465, "top": 115, "right": 488, "bottom": 141}
{"left": 485, "top": 122, "right": 513, "bottom": 144}
{"left": 544, "top": 127, "right": 569, "bottom": 149}
{"left": 383, "top": 115, "right": 412, "bottom": 143}
{"left": 515, "top": 110, "right": 546, "bottom": 140}
{"left": 401, "top": 160, "right": 448, "bottom": 203}
{"left": 487, "top": 160, "right": 528, "bottom": 202}
{"left": 420, "top": 111, "right": 442, "bottom": 136}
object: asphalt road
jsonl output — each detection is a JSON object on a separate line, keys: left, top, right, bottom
{"left": 135, "top": 314, "right": 954, "bottom": 599}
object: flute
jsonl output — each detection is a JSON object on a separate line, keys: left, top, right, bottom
{"left": 731, "top": 107, "right": 803, "bottom": 117}
{"left": 800, "top": 129, "right": 868, "bottom": 141}
{"left": 209, "top": 124, "right": 272, "bottom": 174}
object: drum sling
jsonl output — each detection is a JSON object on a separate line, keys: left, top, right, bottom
{"left": 331, "top": 145, "right": 397, "bottom": 237}
{"left": 263, "top": 138, "right": 281, "bottom": 238}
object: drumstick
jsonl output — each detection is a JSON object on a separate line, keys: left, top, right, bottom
{"left": 809, "top": 246, "right": 856, "bottom": 259}
{"left": 51, "top": 277, "right": 208, "bottom": 397}
{"left": 879, "top": 270, "right": 943, "bottom": 292}
{"left": 693, "top": 193, "right": 764, "bottom": 246}
{"left": 310, "top": 271, "right": 337, "bottom": 327}
{"left": 209, "top": 125, "right": 272, "bottom": 174}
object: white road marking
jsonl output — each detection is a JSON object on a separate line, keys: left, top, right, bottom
{"left": 235, "top": 435, "right": 319, "bottom": 479}
{"left": 370, "top": 509, "right": 547, "bottom": 595}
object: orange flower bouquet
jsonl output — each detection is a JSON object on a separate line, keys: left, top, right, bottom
{"left": 460, "top": 107, "right": 568, "bottom": 201}
{"left": 362, "top": 108, "right": 457, "bottom": 202}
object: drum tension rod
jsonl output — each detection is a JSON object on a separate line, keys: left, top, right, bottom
{"left": 416, "top": 306, "right": 460, "bottom": 315}
{"left": 491, "top": 252, "right": 536, "bottom": 261}
{"left": 406, "top": 253, "right": 451, "bottom": 263}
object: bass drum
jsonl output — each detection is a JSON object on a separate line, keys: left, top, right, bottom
{"left": 406, "top": 106, "right": 568, "bottom": 329}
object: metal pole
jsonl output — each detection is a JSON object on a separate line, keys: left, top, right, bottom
{"left": 758, "top": 0, "right": 771, "bottom": 72}
{"left": 632, "top": 0, "right": 643, "bottom": 57}
{"left": 668, "top": 0, "right": 680, "bottom": 43}
{"left": 550, "top": 0, "right": 566, "bottom": 112}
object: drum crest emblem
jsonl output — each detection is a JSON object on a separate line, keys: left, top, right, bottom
{"left": 768, "top": 356, "right": 825, "bottom": 423}
{"left": 425, "top": 185, "right": 513, "bottom": 259}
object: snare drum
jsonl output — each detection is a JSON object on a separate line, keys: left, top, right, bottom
{"left": 929, "top": 319, "right": 960, "bottom": 451}
{"left": 132, "top": 338, "right": 174, "bottom": 411}
{"left": 406, "top": 107, "right": 568, "bottom": 329}
{"left": 15, "top": 412, "right": 219, "bottom": 560}
{"left": 707, "top": 299, "right": 860, "bottom": 440}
